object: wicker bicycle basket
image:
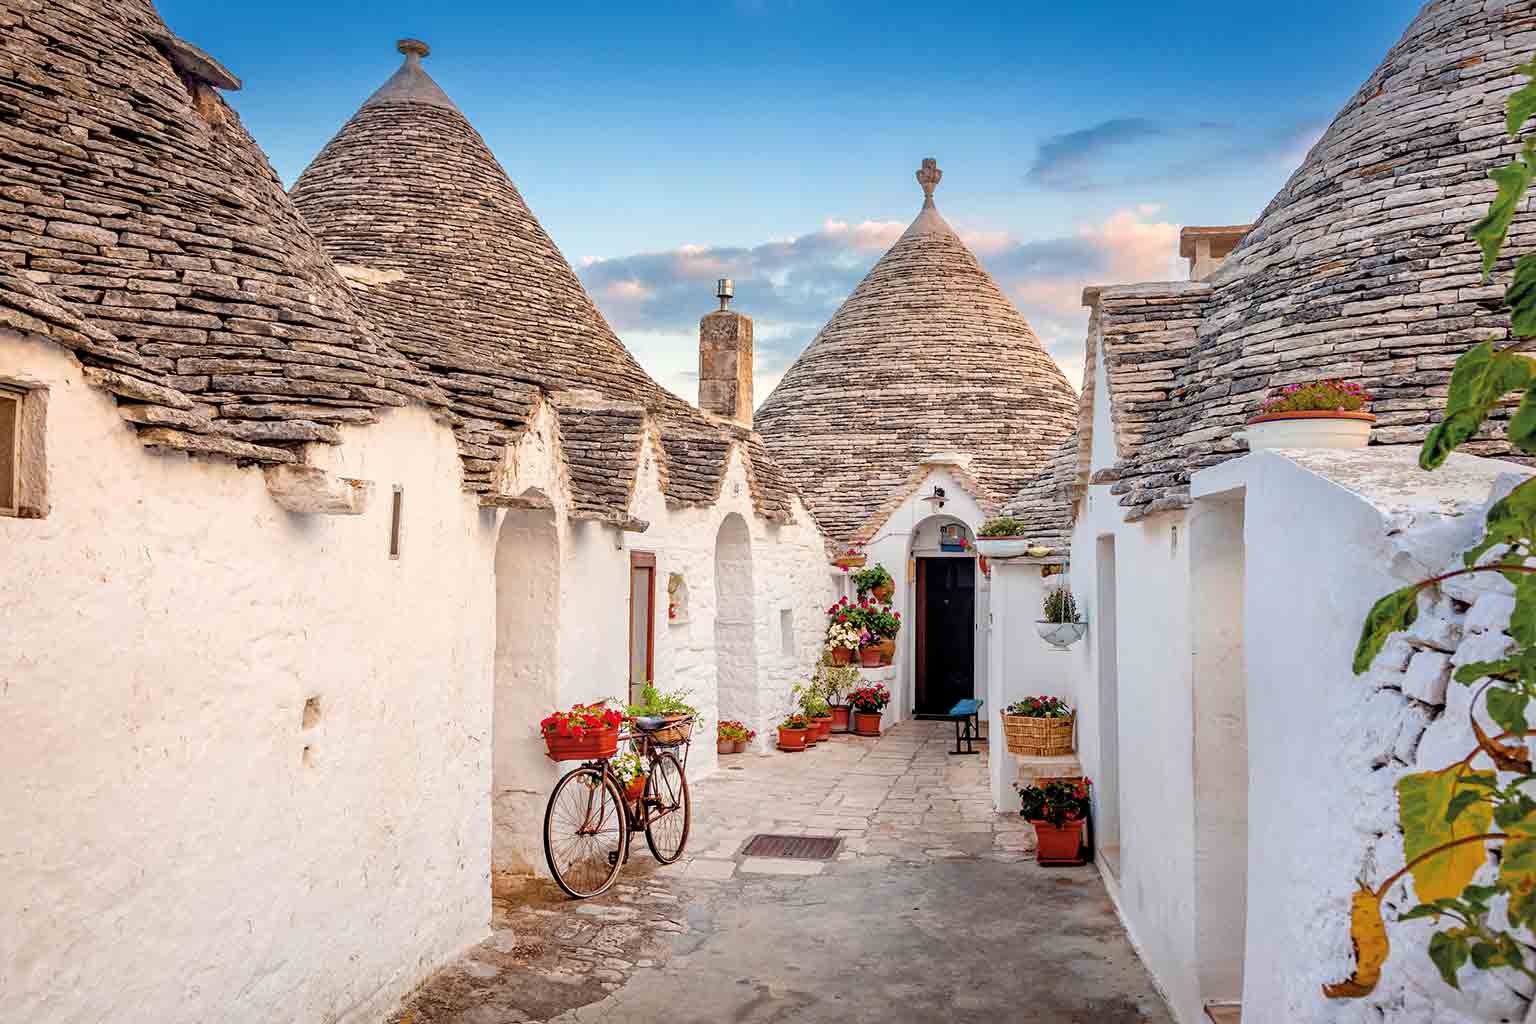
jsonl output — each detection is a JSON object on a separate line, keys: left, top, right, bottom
{"left": 1003, "top": 714, "right": 1075, "bottom": 757}
{"left": 635, "top": 714, "right": 694, "bottom": 747}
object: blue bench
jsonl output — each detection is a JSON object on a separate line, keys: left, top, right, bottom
{"left": 944, "top": 699, "right": 983, "bottom": 755}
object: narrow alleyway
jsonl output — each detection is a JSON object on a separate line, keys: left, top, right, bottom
{"left": 391, "top": 723, "right": 1172, "bottom": 1024}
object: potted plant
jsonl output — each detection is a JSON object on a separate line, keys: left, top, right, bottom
{"left": 851, "top": 563, "right": 895, "bottom": 603}
{"left": 777, "top": 713, "right": 812, "bottom": 752}
{"left": 831, "top": 546, "right": 867, "bottom": 571}
{"left": 825, "top": 618, "right": 860, "bottom": 666}
{"left": 1037, "top": 588, "right": 1087, "bottom": 650}
{"left": 817, "top": 659, "right": 861, "bottom": 733}
{"left": 626, "top": 683, "right": 699, "bottom": 745}
{"left": 975, "top": 515, "right": 1033, "bottom": 559}
{"left": 1017, "top": 777, "right": 1091, "bottom": 866}
{"left": 847, "top": 682, "right": 890, "bottom": 737}
{"left": 1002, "top": 695, "right": 1075, "bottom": 757}
{"left": 611, "top": 750, "right": 649, "bottom": 803}
{"left": 794, "top": 680, "right": 834, "bottom": 742}
{"left": 1243, "top": 378, "right": 1374, "bottom": 450}
{"left": 540, "top": 701, "right": 624, "bottom": 761}
{"left": 717, "top": 719, "right": 754, "bottom": 754}
{"left": 867, "top": 604, "right": 900, "bottom": 666}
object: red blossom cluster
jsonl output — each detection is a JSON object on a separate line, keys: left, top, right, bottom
{"left": 847, "top": 683, "right": 891, "bottom": 713}
{"left": 1260, "top": 378, "right": 1370, "bottom": 415}
{"left": 540, "top": 702, "right": 623, "bottom": 740}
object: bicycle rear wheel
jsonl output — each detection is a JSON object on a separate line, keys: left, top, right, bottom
{"left": 544, "top": 765, "right": 628, "bottom": 898}
{"left": 643, "top": 750, "right": 691, "bottom": 864}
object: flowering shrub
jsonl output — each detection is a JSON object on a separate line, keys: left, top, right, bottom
{"left": 540, "top": 702, "right": 623, "bottom": 739}
{"left": 780, "top": 713, "right": 811, "bottom": 730}
{"left": 1017, "top": 777, "right": 1090, "bottom": 827}
{"left": 1005, "top": 695, "right": 1073, "bottom": 719}
{"left": 847, "top": 683, "right": 891, "bottom": 713}
{"left": 826, "top": 620, "right": 861, "bottom": 651}
{"left": 978, "top": 515, "right": 1030, "bottom": 538}
{"left": 718, "top": 719, "right": 755, "bottom": 742}
{"left": 1259, "top": 378, "right": 1369, "bottom": 415}
{"left": 866, "top": 605, "right": 901, "bottom": 639}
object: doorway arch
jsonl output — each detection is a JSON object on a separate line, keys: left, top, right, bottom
{"left": 907, "top": 514, "right": 979, "bottom": 716}
{"left": 492, "top": 504, "right": 560, "bottom": 896}
{"left": 714, "top": 513, "right": 758, "bottom": 743}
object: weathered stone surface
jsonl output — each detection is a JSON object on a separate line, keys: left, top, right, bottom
{"left": 137, "top": 427, "right": 296, "bottom": 464}
{"left": 263, "top": 464, "right": 372, "bottom": 515}
{"left": 83, "top": 367, "right": 196, "bottom": 410}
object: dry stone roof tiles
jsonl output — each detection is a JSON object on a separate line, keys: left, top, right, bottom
{"left": 289, "top": 44, "right": 801, "bottom": 523}
{"left": 1092, "top": 0, "right": 1536, "bottom": 521}
{"left": 0, "top": 0, "right": 438, "bottom": 466}
{"left": 754, "top": 165, "right": 1078, "bottom": 542}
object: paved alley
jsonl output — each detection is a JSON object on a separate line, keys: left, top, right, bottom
{"left": 390, "top": 722, "right": 1173, "bottom": 1024}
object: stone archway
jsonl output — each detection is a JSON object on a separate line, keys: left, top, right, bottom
{"left": 714, "top": 513, "right": 758, "bottom": 742}
{"left": 492, "top": 504, "right": 560, "bottom": 896}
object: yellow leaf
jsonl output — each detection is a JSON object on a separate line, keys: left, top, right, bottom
{"left": 1397, "top": 765, "right": 1495, "bottom": 902}
{"left": 1323, "top": 884, "right": 1389, "bottom": 998}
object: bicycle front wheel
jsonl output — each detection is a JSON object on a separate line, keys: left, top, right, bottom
{"left": 643, "top": 750, "right": 691, "bottom": 864}
{"left": 544, "top": 765, "right": 628, "bottom": 898}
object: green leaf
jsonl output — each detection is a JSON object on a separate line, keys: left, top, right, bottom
{"left": 1464, "top": 477, "right": 1536, "bottom": 567}
{"left": 1422, "top": 343, "right": 1536, "bottom": 469}
{"left": 1500, "top": 825, "right": 1536, "bottom": 928}
{"left": 1455, "top": 659, "right": 1519, "bottom": 684}
{"left": 1508, "top": 61, "right": 1536, "bottom": 137}
{"left": 1512, "top": 574, "right": 1536, "bottom": 648}
{"left": 1428, "top": 929, "right": 1471, "bottom": 989}
{"left": 1470, "top": 142, "right": 1536, "bottom": 279}
{"left": 1399, "top": 903, "right": 1445, "bottom": 921}
{"left": 1508, "top": 255, "right": 1536, "bottom": 340}
{"left": 1354, "top": 585, "right": 1422, "bottom": 674}
{"left": 1447, "top": 787, "right": 1488, "bottom": 825}
{"left": 1398, "top": 766, "right": 1496, "bottom": 902}
{"left": 1486, "top": 684, "right": 1531, "bottom": 736}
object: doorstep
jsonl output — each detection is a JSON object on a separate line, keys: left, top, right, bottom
{"left": 1013, "top": 754, "right": 1082, "bottom": 788}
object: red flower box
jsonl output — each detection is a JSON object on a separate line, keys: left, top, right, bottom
{"left": 540, "top": 703, "right": 624, "bottom": 761}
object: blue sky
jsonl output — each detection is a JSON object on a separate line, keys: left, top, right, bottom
{"left": 160, "top": 0, "right": 1424, "bottom": 398}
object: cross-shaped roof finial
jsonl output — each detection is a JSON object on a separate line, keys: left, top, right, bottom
{"left": 916, "top": 158, "right": 942, "bottom": 203}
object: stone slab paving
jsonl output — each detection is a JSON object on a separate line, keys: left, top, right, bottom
{"left": 388, "top": 722, "right": 1171, "bottom": 1023}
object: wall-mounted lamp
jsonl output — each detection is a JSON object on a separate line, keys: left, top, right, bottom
{"left": 921, "top": 485, "right": 947, "bottom": 512}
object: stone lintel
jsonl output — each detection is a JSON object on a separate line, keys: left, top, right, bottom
{"left": 263, "top": 464, "right": 372, "bottom": 514}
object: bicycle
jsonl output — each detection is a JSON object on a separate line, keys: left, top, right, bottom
{"left": 541, "top": 714, "right": 694, "bottom": 899}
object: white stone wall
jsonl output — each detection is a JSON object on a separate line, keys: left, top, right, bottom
{"left": 0, "top": 334, "right": 496, "bottom": 1024}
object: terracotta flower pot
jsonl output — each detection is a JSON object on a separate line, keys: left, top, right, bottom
{"left": 872, "top": 581, "right": 895, "bottom": 603}
{"left": 853, "top": 711, "right": 882, "bottom": 737}
{"left": 876, "top": 638, "right": 896, "bottom": 666}
{"left": 830, "top": 647, "right": 853, "bottom": 666}
{"left": 543, "top": 722, "right": 621, "bottom": 761}
{"left": 1031, "top": 820, "right": 1086, "bottom": 866}
{"left": 734, "top": 739, "right": 750, "bottom": 753}
{"left": 813, "top": 715, "right": 833, "bottom": 741}
{"left": 1243, "top": 410, "right": 1375, "bottom": 450}
{"left": 625, "top": 776, "right": 647, "bottom": 803}
{"left": 859, "top": 647, "right": 882, "bottom": 668}
{"left": 717, "top": 738, "right": 735, "bottom": 755}
{"left": 830, "top": 704, "right": 851, "bottom": 733}
{"left": 777, "top": 726, "right": 808, "bottom": 752}
{"left": 803, "top": 726, "right": 818, "bottom": 746}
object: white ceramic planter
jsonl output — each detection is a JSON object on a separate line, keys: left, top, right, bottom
{"left": 1242, "top": 411, "right": 1374, "bottom": 450}
{"left": 975, "top": 536, "right": 1031, "bottom": 559}
{"left": 1036, "top": 621, "right": 1088, "bottom": 650}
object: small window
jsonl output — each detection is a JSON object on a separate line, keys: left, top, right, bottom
{"left": 388, "top": 485, "right": 403, "bottom": 558}
{"left": 0, "top": 388, "right": 17, "bottom": 516}
{"left": 780, "top": 608, "right": 796, "bottom": 657}
{"left": 629, "top": 552, "right": 656, "bottom": 705}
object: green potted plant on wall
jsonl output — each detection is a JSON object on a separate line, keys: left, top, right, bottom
{"left": 1242, "top": 378, "right": 1374, "bottom": 450}
{"left": 851, "top": 562, "right": 895, "bottom": 603}
{"left": 1017, "top": 777, "right": 1091, "bottom": 866}
{"left": 1036, "top": 587, "right": 1087, "bottom": 651}
{"left": 975, "top": 515, "right": 1034, "bottom": 559}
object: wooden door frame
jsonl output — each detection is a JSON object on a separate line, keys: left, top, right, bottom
{"left": 914, "top": 558, "right": 928, "bottom": 712}
{"left": 629, "top": 551, "right": 656, "bottom": 701}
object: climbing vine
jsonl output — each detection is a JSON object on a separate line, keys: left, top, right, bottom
{"left": 1333, "top": 57, "right": 1536, "bottom": 997}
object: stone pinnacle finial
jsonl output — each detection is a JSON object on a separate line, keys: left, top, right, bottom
{"left": 916, "top": 158, "right": 942, "bottom": 203}
{"left": 397, "top": 39, "right": 430, "bottom": 60}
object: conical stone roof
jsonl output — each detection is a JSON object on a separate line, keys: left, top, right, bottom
{"left": 755, "top": 161, "right": 1078, "bottom": 541}
{"left": 291, "top": 42, "right": 799, "bottom": 515}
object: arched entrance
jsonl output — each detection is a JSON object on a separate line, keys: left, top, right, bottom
{"left": 492, "top": 504, "right": 559, "bottom": 896}
{"left": 714, "top": 513, "right": 758, "bottom": 742}
{"left": 908, "top": 515, "right": 978, "bottom": 716}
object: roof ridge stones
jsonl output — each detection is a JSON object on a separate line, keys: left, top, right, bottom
{"left": 755, "top": 158, "right": 1078, "bottom": 542}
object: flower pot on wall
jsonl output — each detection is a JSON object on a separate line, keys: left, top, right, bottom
{"left": 1036, "top": 621, "right": 1088, "bottom": 651}
{"left": 975, "top": 536, "right": 1031, "bottom": 559}
{"left": 859, "top": 647, "right": 883, "bottom": 668}
{"left": 853, "top": 712, "right": 882, "bottom": 737}
{"left": 777, "top": 727, "right": 809, "bottom": 752}
{"left": 1242, "top": 410, "right": 1375, "bottom": 450}
{"left": 830, "top": 705, "right": 851, "bottom": 733}
{"left": 872, "top": 581, "right": 895, "bottom": 603}
{"left": 830, "top": 647, "right": 853, "bottom": 666}
{"left": 876, "top": 638, "right": 896, "bottom": 666}
{"left": 1031, "top": 820, "right": 1086, "bottom": 866}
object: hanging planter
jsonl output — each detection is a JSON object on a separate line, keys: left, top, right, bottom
{"left": 1036, "top": 620, "right": 1088, "bottom": 650}
{"left": 1243, "top": 379, "right": 1374, "bottom": 451}
{"left": 1038, "top": 587, "right": 1086, "bottom": 651}
{"left": 832, "top": 546, "right": 867, "bottom": 571}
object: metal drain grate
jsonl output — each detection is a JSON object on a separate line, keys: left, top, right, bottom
{"left": 741, "top": 834, "right": 841, "bottom": 860}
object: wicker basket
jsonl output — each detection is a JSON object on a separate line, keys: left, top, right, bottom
{"left": 1003, "top": 714, "right": 1075, "bottom": 757}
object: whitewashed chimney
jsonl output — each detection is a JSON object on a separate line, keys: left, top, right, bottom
{"left": 1179, "top": 225, "right": 1252, "bottom": 281}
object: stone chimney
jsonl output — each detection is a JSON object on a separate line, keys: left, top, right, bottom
{"left": 1179, "top": 225, "right": 1252, "bottom": 281}
{"left": 698, "top": 278, "right": 753, "bottom": 426}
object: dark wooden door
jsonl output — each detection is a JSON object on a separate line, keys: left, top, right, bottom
{"left": 914, "top": 557, "right": 975, "bottom": 715}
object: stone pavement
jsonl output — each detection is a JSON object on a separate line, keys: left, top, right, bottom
{"left": 388, "top": 722, "right": 1172, "bottom": 1023}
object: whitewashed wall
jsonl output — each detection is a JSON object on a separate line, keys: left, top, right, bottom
{"left": 0, "top": 333, "right": 496, "bottom": 1024}
{"left": 985, "top": 562, "right": 1070, "bottom": 809}
{"left": 1200, "top": 448, "right": 1535, "bottom": 1024}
